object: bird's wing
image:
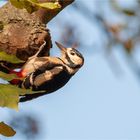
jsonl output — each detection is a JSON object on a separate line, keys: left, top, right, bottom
{"left": 33, "top": 66, "right": 63, "bottom": 87}
{"left": 19, "top": 66, "right": 64, "bottom": 102}
{"left": 21, "top": 57, "right": 62, "bottom": 76}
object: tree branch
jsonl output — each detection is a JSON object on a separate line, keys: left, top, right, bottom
{"left": 0, "top": 0, "right": 74, "bottom": 64}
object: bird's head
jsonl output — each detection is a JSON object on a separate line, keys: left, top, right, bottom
{"left": 55, "top": 42, "right": 84, "bottom": 73}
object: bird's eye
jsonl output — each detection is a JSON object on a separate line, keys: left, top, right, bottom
{"left": 70, "top": 52, "right": 75, "bottom": 55}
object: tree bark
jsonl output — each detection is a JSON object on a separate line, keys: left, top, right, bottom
{"left": 0, "top": 0, "right": 74, "bottom": 62}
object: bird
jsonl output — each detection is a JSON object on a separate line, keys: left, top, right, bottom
{"left": 9, "top": 41, "right": 84, "bottom": 102}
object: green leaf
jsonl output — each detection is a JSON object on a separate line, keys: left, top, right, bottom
{"left": 0, "top": 83, "right": 44, "bottom": 110}
{"left": 0, "top": 72, "right": 19, "bottom": 81}
{"left": 122, "top": 9, "right": 135, "bottom": 16}
{"left": 0, "top": 84, "right": 19, "bottom": 110}
{"left": 110, "top": 1, "right": 135, "bottom": 16}
{"left": 0, "top": 51, "right": 24, "bottom": 64}
{"left": 0, "top": 84, "right": 31, "bottom": 110}
{"left": 0, "top": 122, "right": 16, "bottom": 137}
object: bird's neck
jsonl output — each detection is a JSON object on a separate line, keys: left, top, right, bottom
{"left": 65, "top": 65, "right": 79, "bottom": 75}
{"left": 57, "top": 57, "right": 78, "bottom": 75}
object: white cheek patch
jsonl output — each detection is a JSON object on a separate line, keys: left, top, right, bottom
{"left": 76, "top": 58, "right": 83, "bottom": 65}
{"left": 66, "top": 48, "right": 83, "bottom": 67}
{"left": 67, "top": 48, "right": 73, "bottom": 52}
{"left": 70, "top": 56, "right": 82, "bottom": 65}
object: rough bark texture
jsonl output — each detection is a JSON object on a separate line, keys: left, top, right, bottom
{"left": 0, "top": 0, "right": 74, "bottom": 62}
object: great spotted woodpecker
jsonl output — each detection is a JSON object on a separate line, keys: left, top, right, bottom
{"left": 8, "top": 41, "right": 84, "bottom": 102}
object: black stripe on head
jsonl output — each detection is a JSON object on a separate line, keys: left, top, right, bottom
{"left": 65, "top": 53, "right": 81, "bottom": 69}
{"left": 72, "top": 48, "right": 84, "bottom": 59}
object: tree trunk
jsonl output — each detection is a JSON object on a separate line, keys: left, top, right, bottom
{"left": 0, "top": 0, "right": 74, "bottom": 62}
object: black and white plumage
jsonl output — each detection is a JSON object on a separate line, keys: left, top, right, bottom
{"left": 19, "top": 42, "right": 84, "bottom": 102}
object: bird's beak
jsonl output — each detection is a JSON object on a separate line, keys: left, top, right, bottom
{"left": 55, "top": 42, "right": 67, "bottom": 52}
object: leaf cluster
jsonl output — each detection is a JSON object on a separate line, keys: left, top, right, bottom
{"left": 0, "top": 0, "right": 74, "bottom": 137}
{"left": 10, "top": 0, "right": 61, "bottom": 13}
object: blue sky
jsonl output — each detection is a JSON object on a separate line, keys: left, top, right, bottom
{"left": 1, "top": 0, "right": 140, "bottom": 140}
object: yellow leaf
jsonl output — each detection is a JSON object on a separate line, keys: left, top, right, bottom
{"left": 10, "top": 0, "right": 61, "bottom": 13}
{"left": 36, "top": 2, "right": 61, "bottom": 10}
{"left": 21, "top": 0, "right": 38, "bottom": 13}
{"left": 10, "top": 0, "right": 24, "bottom": 9}
{"left": 122, "top": 9, "right": 135, "bottom": 16}
{"left": 0, "top": 122, "right": 16, "bottom": 137}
